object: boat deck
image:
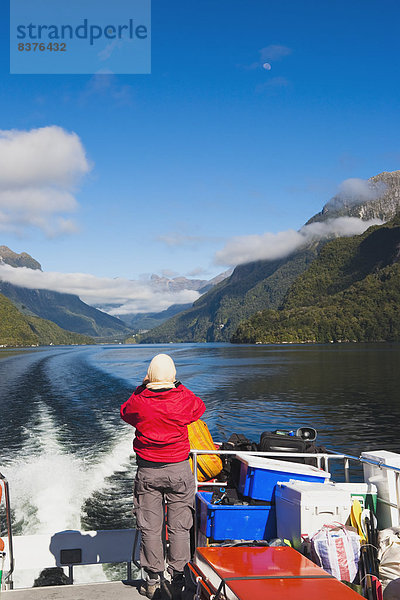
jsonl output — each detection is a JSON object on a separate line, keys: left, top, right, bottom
{"left": 2, "top": 580, "right": 143, "bottom": 599}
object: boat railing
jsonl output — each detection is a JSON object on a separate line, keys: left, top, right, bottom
{"left": 0, "top": 471, "right": 14, "bottom": 589}
{"left": 328, "top": 449, "right": 400, "bottom": 510}
{"left": 190, "top": 448, "right": 400, "bottom": 512}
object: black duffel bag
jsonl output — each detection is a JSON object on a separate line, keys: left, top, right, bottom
{"left": 218, "top": 433, "right": 258, "bottom": 487}
{"left": 258, "top": 431, "right": 325, "bottom": 467}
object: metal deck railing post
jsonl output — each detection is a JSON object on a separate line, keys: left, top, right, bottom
{"left": 396, "top": 471, "right": 400, "bottom": 524}
{"left": 68, "top": 565, "right": 74, "bottom": 585}
{"left": 344, "top": 458, "right": 350, "bottom": 483}
{"left": 193, "top": 453, "right": 199, "bottom": 492}
{"left": 0, "top": 472, "right": 14, "bottom": 590}
{"left": 193, "top": 452, "right": 199, "bottom": 547}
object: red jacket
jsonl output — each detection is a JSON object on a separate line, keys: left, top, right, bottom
{"left": 120, "top": 383, "right": 206, "bottom": 463}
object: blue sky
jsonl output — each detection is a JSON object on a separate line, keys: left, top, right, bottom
{"left": 1, "top": 0, "right": 400, "bottom": 312}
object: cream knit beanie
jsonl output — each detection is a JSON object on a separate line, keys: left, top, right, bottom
{"left": 146, "top": 353, "right": 177, "bottom": 390}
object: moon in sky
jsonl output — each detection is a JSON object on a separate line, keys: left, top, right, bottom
{"left": 262, "top": 62, "right": 272, "bottom": 71}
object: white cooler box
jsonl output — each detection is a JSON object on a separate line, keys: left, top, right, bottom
{"left": 276, "top": 480, "right": 352, "bottom": 549}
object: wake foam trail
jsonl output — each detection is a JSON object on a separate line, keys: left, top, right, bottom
{"left": 4, "top": 403, "right": 82, "bottom": 534}
{"left": 81, "top": 424, "right": 136, "bottom": 501}
{"left": 4, "top": 405, "right": 135, "bottom": 535}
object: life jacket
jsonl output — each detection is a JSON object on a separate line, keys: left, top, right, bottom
{"left": 188, "top": 419, "right": 223, "bottom": 482}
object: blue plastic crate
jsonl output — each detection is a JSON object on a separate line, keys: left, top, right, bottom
{"left": 237, "top": 454, "right": 330, "bottom": 502}
{"left": 196, "top": 491, "right": 277, "bottom": 541}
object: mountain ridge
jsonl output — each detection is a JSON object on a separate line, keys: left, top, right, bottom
{"left": 0, "top": 246, "right": 42, "bottom": 270}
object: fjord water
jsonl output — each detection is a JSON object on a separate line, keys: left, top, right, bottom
{"left": 0, "top": 343, "right": 399, "bottom": 580}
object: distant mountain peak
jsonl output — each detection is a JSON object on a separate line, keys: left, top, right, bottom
{"left": 147, "top": 271, "right": 232, "bottom": 293}
{"left": 308, "top": 169, "right": 400, "bottom": 225}
{"left": 0, "top": 246, "right": 42, "bottom": 270}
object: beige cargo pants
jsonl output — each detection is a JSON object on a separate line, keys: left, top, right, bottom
{"left": 133, "top": 460, "right": 195, "bottom": 574}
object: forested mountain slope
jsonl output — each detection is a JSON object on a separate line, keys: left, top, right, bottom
{"left": 139, "top": 246, "right": 320, "bottom": 342}
{"left": 232, "top": 216, "right": 400, "bottom": 344}
{"left": 0, "top": 293, "right": 93, "bottom": 347}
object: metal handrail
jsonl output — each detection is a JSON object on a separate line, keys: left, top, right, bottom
{"left": 190, "top": 448, "right": 400, "bottom": 489}
{"left": 329, "top": 448, "right": 400, "bottom": 472}
{"left": 191, "top": 449, "right": 345, "bottom": 491}
{"left": 0, "top": 471, "right": 14, "bottom": 589}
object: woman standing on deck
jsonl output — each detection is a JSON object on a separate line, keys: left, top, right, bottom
{"left": 120, "top": 353, "right": 205, "bottom": 600}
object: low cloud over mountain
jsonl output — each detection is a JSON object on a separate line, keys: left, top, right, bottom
{"left": 215, "top": 174, "right": 393, "bottom": 266}
{"left": 215, "top": 217, "right": 382, "bottom": 266}
{"left": 0, "top": 263, "right": 200, "bottom": 314}
{"left": 327, "top": 177, "right": 388, "bottom": 209}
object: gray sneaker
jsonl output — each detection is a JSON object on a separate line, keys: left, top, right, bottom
{"left": 139, "top": 579, "right": 161, "bottom": 599}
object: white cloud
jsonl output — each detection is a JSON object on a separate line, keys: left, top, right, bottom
{"left": 245, "top": 44, "right": 291, "bottom": 70}
{"left": 332, "top": 177, "right": 387, "bottom": 206}
{"left": 0, "top": 264, "right": 200, "bottom": 314}
{"left": 81, "top": 73, "right": 134, "bottom": 106}
{"left": 260, "top": 45, "right": 292, "bottom": 62}
{"left": 98, "top": 40, "right": 122, "bottom": 62}
{"left": 256, "top": 76, "right": 290, "bottom": 93}
{"left": 215, "top": 217, "right": 383, "bottom": 266}
{"left": 160, "top": 268, "right": 179, "bottom": 278}
{"left": 0, "top": 126, "right": 89, "bottom": 188}
{"left": 0, "top": 126, "right": 90, "bottom": 237}
{"left": 186, "top": 267, "right": 208, "bottom": 277}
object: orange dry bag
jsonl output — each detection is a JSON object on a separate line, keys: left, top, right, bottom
{"left": 188, "top": 419, "right": 223, "bottom": 482}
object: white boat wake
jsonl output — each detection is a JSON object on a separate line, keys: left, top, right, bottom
{"left": 2, "top": 402, "right": 136, "bottom": 587}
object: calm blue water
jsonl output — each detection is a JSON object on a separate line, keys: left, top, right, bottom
{"left": 1, "top": 343, "right": 399, "bottom": 538}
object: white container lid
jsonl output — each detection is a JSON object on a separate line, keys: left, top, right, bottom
{"left": 235, "top": 453, "right": 330, "bottom": 479}
{"left": 334, "top": 482, "right": 377, "bottom": 494}
{"left": 277, "top": 480, "right": 341, "bottom": 493}
{"left": 361, "top": 450, "right": 400, "bottom": 467}
{"left": 276, "top": 480, "right": 351, "bottom": 503}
